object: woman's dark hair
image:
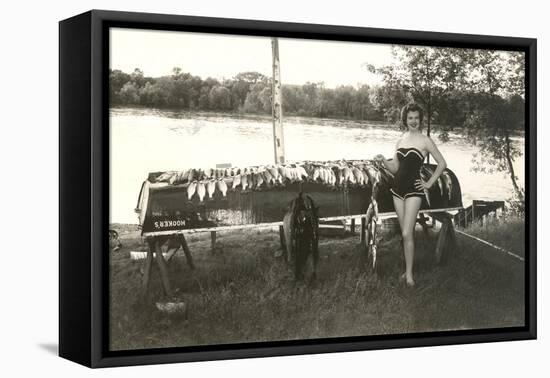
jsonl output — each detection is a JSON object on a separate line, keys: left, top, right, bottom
{"left": 400, "top": 102, "right": 424, "bottom": 128}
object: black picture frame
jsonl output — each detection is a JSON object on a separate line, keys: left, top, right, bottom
{"left": 59, "top": 9, "right": 537, "bottom": 368}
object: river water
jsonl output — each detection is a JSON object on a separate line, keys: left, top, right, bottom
{"left": 109, "top": 108, "right": 525, "bottom": 224}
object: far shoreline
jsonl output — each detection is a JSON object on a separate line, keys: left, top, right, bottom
{"left": 109, "top": 106, "right": 526, "bottom": 139}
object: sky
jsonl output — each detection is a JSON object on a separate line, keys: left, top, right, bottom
{"left": 109, "top": 27, "right": 394, "bottom": 88}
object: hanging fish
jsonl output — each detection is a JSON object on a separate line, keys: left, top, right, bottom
{"left": 205, "top": 168, "right": 214, "bottom": 178}
{"left": 268, "top": 167, "right": 279, "bottom": 183}
{"left": 342, "top": 167, "right": 352, "bottom": 184}
{"left": 441, "top": 171, "right": 453, "bottom": 201}
{"left": 293, "top": 168, "right": 302, "bottom": 182}
{"left": 232, "top": 174, "right": 242, "bottom": 189}
{"left": 419, "top": 170, "right": 431, "bottom": 207}
{"left": 353, "top": 167, "right": 364, "bottom": 185}
{"left": 331, "top": 166, "right": 340, "bottom": 186}
{"left": 296, "top": 165, "right": 309, "bottom": 180}
{"left": 284, "top": 166, "right": 294, "bottom": 181}
{"left": 263, "top": 169, "right": 274, "bottom": 186}
{"left": 187, "top": 169, "right": 195, "bottom": 183}
{"left": 312, "top": 167, "right": 321, "bottom": 182}
{"left": 178, "top": 170, "right": 190, "bottom": 184}
{"left": 181, "top": 169, "right": 191, "bottom": 183}
{"left": 365, "top": 166, "right": 379, "bottom": 188}
{"left": 171, "top": 170, "right": 182, "bottom": 184}
{"left": 255, "top": 172, "right": 264, "bottom": 188}
{"left": 277, "top": 165, "right": 285, "bottom": 179}
{"left": 338, "top": 167, "right": 345, "bottom": 186}
{"left": 269, "top": 170, "right": 277, "bottom": 185}
{"left": 303, "top": 163, "right": 314, "bottom": 177}
{"left": 173, "top": 171, "right": 182, "bottom": 184}
{"left": 248, "top": 172, "right": 256, "bottom": 189}
{"left": 325, "top": 167, "right": 333, "bottom": 185}
{"left": 320, "top": 167, "right": 327, "bottom": 184}
{"left": 156, "top": 171, "right": 175, "bottom": 182}
{"left": 349, "top": 167, "right": 356, "bottom": 184}
{"left": 241, "top": 174, "right": 249, "bottom": 191}
{"left": 361, "top": 170, "right": 370, "bottom": 186}
{"left": 197, "top": 181, "right": 206, "bottom": 202}
{"left": 169, "top": 172, "right": 179, "bottom": 185}
{"left": 327, "top": 167, "right": 334, "bottom": 185}
{"left": 435, "top": 178, "right": 444, "bottom": 197}
{"left": 217, "top": 178, "right": 228, "bottom": 197}
{"left": 207, "top": 179, "right": 216, "bottom": 199}
{"left": 326, "top": 167, "right": 335, "bottom": 186}
{"left": 187, "top": 181, "right": 197, "bottom": 200}
{"left": 154, "top": 172, "right": 168, "bottom": 182}
{"left": 422, "top": 166, "right": 442, "bottom": 196}
{"left": 292, "top": 167, "right": 300, "bottom": 181}
{"left": 275, "top": 169, "right": 284, "bottom": 185}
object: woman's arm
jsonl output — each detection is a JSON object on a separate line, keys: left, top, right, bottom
{"left": 374, "top": 142, "right": 400, "bottom": 174}
{"left": 374, "top": 152, "right": 399, "bottom": 174}
{"left": 423, "top": 136, "right": 447, "bottom": 187}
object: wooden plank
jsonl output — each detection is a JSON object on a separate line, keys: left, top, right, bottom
{"left": 434, "top": 220, "right": 449, "bottom": 265}
{"left": 320, "top": 224, "right": 345, "bottom": 229}
{"left": 141, "top": 207, "right": 463, "bottom": 236}
{"left": 447, "top": 219, "right": 458, "bottom": 254}
{"left": 430, "top": 212, "right": 457, "bottom": 263}
{"left": 179, "top": 234, "right": 195, "bottom": 270}
{"left": 131, "top": 251, "right": 168, "bottom": 260}
{"left": 154, "top": 239, "right": 172, "bottom": 297}
{"left": 279, "top": 225, "right": 286, "bottom": 252}
{"left": 142, "top": 240, "right": 155, "bottom": 295}
{"left": 360, "top": 217, "right": 366, "bottom": 243}
{"left": 210, "top": 231, "right": 217, "bottom": 251}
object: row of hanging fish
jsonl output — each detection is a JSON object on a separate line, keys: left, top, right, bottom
{"left": 152, "top": 160, "right": 452, "bottom": 204}
{"left": 152, "top": 161, "right": 392, "bottom": 202}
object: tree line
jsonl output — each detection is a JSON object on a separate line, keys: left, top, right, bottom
{"left": 110, "top": 68, "right": 388, "bottom": 121}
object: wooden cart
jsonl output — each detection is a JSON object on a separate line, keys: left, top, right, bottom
{"left": 134, "top": 163, "right": 463, "bottom": 297}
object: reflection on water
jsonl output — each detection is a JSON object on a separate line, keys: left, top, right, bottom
{"left": 109, "top": 108, "right": 525, "bottom": 224}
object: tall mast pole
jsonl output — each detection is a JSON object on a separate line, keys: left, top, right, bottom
{"left": 271, "top": 37, "right": 285, "bottom": 164}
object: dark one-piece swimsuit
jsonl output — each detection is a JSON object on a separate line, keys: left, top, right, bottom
{"left": 390, "top": 147, "right": 426, "bottom": 200}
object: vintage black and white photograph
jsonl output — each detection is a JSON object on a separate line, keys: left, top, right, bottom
{"left": 108, "top": 27, "right": 526, "bottom": 351}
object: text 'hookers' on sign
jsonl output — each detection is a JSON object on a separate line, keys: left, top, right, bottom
{"left": 154, "top": 219, "right": 187, "bottom": 230}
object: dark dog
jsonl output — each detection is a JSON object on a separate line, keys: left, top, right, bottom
{"left": 282, "top": 193, "right": 319, "bottom": 280}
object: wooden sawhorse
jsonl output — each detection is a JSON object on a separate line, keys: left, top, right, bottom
{"left": 142, "top": 234, "right": 195, "bottom": 298}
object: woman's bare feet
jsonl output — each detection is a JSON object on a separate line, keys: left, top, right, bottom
{"left": 399, "top": 273, "right": 415, "bottom": 287}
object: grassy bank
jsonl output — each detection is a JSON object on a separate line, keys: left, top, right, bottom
{"left": 109, "top": 218, "right": 525, "bottom": 351}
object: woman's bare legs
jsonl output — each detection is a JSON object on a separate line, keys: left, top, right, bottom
{"left": 392, "top": 195, "right": 405, "bottom": 233}
{"left": 392, "top": 196, "right": 406, "bottom": 281}
{"left": 401, "top": 197, "right": 422, "bottom": 286}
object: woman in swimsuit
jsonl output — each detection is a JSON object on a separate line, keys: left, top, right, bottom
{"left": 374, "top": 103, "right": 447, "bottom": 287}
